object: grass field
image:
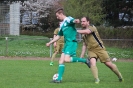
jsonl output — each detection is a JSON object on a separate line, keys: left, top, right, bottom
{"left": 0, "top": 35, "right": 133, "bottom": 59}
{"left": 0, "top": 60, "right": 133, "bottom": 88}
{"left": 0, "top": 35, "right": 133, "bottom": 88}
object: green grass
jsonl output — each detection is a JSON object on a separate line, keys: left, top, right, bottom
{"left": 106, "top": 46, "right": 133, "bottom": 59}
{"left": 0, "top": 35, "right": 133, "bottom": 59}
{"left": 0, "top": 60, "right": 132, "bottom": 88}
{"left": 0, "top": 35, "right": 50, "bottom": 57}
{"left": 77, "top": 42, "right": 133, "bottom": 59}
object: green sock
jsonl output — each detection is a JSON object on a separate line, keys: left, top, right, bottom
{"left": 57, "top": 64, "right": 65, "bottom": 81}
{"left": 71, "top": 57, "right": 86, "bottom": 63}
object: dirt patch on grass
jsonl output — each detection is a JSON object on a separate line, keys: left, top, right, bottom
{"left": 116, "top": 59, "right": 133, "bottom": 62}
{"left": 0, "top": 56, "right": 133, "bottom": 62}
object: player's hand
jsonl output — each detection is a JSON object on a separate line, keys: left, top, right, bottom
{"left": 46, "top": 43, "right": 50, "bottom": 47}
{"left": 74, "top": 19, "right": 80, "bottom": 23}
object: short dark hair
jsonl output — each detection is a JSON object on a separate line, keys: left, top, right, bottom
{"left": 83, "top": 16, "right": 90, "bottom": 21}
{"left": 55, "top": 8, "right": 64, "bottom": 14}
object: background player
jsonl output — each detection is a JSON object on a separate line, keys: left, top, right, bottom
{"left": 50, "top": 22, "right": 64, "bottom": 66}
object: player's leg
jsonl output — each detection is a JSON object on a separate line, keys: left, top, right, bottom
{"left": 50, "top": 44, "right": 60, "bottom": 66}
{"left": 64, "top": 42, "right": 90, "bottom": 67}
{"left": 104, "top": 61, "right": 124, "bottom": 82}
{"left": 61, "top": 53, "right": 90, "bottom": 68}
{"left": 88, "top": 50, "right": 100, "bottom": 83}
{"left": 98, "top": 49, "right": 123, "bottom": 82}
{"left": 52, "top": 53, "right": 65, "bottom": 83}
{"left": 53, "top": 54, "right": 76, "bottom": 83}
{"left": 90, "top": 58, "right": 100, "bottom": 84}
{"left": 54, "top": 53, "right": 65, "bottom": 82}
{"left": 51, "top": 43, "right": 63, "bottom": 66}
{"left": 50, "top": 52, "right": 58, "bottom": 66}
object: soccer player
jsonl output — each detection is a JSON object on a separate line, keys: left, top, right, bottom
{"left": 77, "top": 17, "right": 124, "bottom": 84}
{"left": 46, "top": 8, "right": 90, "bottom": 83}
{"left": 50, "top": 22, "right": 64, "bottom": 66}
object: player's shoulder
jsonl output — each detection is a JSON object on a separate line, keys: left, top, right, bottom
{"left": 55, "top": 27, "right": 60, "bottom": 31}
{"left": 65, "top": 16, "right": 74, "bottom": 22}
{"left": 89, "top": 24, "right": 97, "bottom": 29}
{"left": 67, "top": 16, "right": 74, "bottom": 19}
{"left": 54, "top": 27, "right": 60, "bottom": 33}
{"left": 88, "top": 24, "right": 97, "bottom": 32}
{"left": 55, "top": 27, "right": 60, "bottom": 29}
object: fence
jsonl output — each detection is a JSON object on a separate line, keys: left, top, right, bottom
{"left": 0, "top": 36, "right": 133, "bottom": 58}
{"left": 0, "top": 37, "right": 50, "bottom": 57}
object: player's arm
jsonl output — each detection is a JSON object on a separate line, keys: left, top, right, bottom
{"left": 77, "top": 28, "right": 92, "bottom": 34}
{"left": 53, "top": 34, "right": 57, "bottom": 38}
{"left": 46, "top": 35, "right": 61, "bottom": 47}
{"left": 53, "top": 34, "right": 57, "bottom": 47}
{"left": 73, "top": 19, "right": 80, "bottom": 24}
{"left": 67, "top": 16, "right": 80, "bottom": 24}
{"left": 80, "top": 42, "right": 87, "bottom": 58}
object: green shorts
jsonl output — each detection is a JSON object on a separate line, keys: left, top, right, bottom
{"left": 62, "top": 42, "right": 77, "bottom": 57}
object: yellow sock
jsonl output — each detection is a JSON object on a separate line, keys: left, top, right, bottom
{"left": 51, "top": 52, "right": 57, "bottom": 62}
{"left": 90, "top": 66, "right": 99, "bottom": 79}
{"left": 111, "top": 64, "right": 123, "bottom": 78}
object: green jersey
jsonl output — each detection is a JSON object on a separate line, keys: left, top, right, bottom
{"left": 58, "top": 16, "right": 77, "bottom": 56}
{"left": 58, "top": 16, "right": 77, "bottom": 42}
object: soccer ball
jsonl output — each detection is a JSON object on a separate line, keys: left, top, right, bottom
{"left": 52, "top": 73, "right": 58, "bottom": 80}
{"left": 112, "top": 58, "right": 117, "bottom": 62}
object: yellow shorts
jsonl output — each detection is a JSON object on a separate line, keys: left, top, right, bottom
{"left": 54, "top": 43, "right": 64, "bottom": 54}
{"left": 88, "top": 47, "right": 110, "bottom": 63}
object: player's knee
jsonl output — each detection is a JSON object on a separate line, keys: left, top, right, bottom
{"left": 55, "top": 51, "right": 58, "bottom": 54}
{"left": 111, "top": 64, "right": 117, "bottom": 69}
{"left": 64, "top": 57, "right": 71, "bottom": 62}
{"left": 58, "top": 57, "right": 65, "bottom": 64}
{"left": 105, "top": 61, "right": 115, "bottom": 69}
{"left": 59, "top": 59, "right": 64, "bottom": 64}
{"left": 90, "top": 58, "right": 97, "bottom": 66}
{"left": 64, "top": 55, "right": 71, "bottom": 62}
{"left": 64, "top": 59, "right": 70, "bottom": 62}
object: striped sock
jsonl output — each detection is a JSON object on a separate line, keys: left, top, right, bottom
{"left": 70, "top": 57, "right": 86, "bottom": 63}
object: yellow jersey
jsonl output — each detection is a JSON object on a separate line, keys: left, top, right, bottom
{"left": 82, "top": 25, "right": 104, "bottom": 49}
{"left": 54, "top": 28, "right": 64, "bottom": 43}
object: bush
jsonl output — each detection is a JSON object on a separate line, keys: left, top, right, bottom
{"left": 21, "top": 30, "right": 54, "bottom": 38}
{"left": 97, "top": 26, "right": 133, "bottom": 39}
{"left": 97, "top": 26, "right": 133, "bottom": 48}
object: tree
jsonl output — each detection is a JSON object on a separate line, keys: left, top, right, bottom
{"left": 61, "top": 0, "right": 105, "bottom": 25}
{"left": 103, "top": 0, "right": 133, "bottom": 27}
{"left": 0, "top": 0, "right": 27, "bottom": 3}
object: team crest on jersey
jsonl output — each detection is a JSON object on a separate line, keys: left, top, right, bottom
{"left": 64, "top": 23, "right": 67, "bottom": 26}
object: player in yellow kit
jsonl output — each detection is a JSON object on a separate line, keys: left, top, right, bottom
{"left": 77, "top": 17, "right": 124, "bottom": 84}
{"left": 50, "top": 26, "right": 64, "bottom": 66}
